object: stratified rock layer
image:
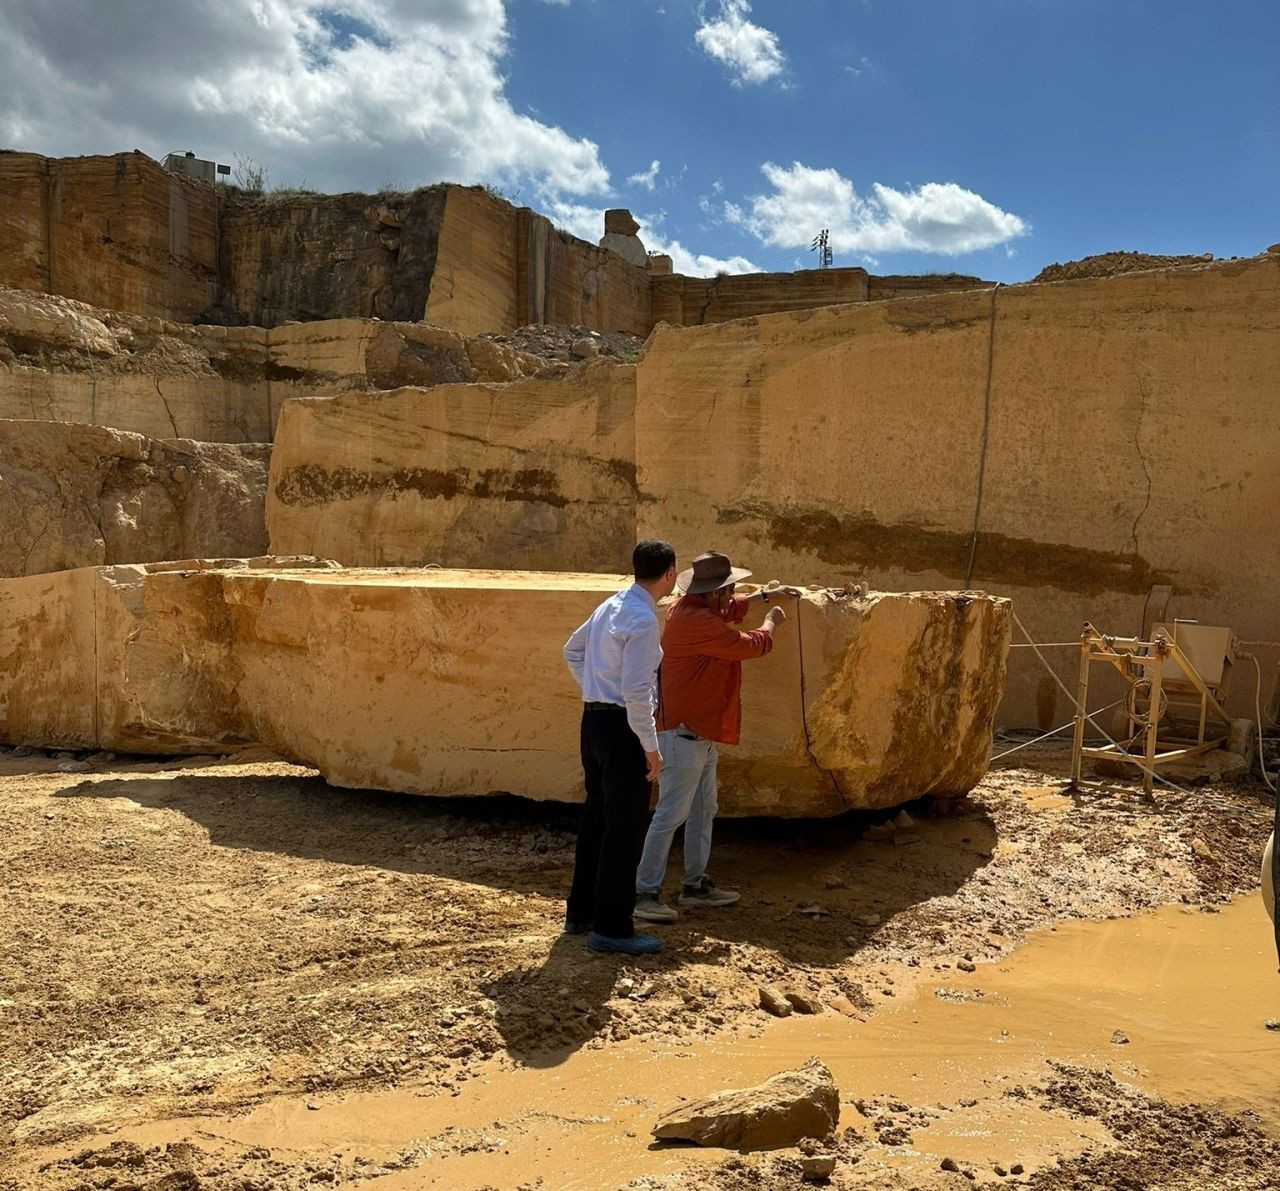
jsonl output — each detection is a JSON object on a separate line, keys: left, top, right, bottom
{"left": 0, "top": 285, "right": 546, "bottom": 441}
{"left": 0, "top": 564, "right": 1009, "bottom": 816}
{"left": 266, "top": 366, "right": 636, "bottom": 571}
{"left": 636, "top": 253, "right": 1280, "bottom": 729}
{"left": 0, "top": 420, "right": 269, "bottom": 576}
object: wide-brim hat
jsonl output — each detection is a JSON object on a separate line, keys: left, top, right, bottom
{"left": 678, "top": 550, "right": 752, "bottom": 595}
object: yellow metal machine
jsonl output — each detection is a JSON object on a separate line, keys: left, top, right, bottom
{"left": 1069, "top": 620, "right": 1244, "bottom": 796}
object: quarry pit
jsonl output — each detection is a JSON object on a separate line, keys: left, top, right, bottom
{"left": 1, "top": 151, "right": 1278, "bottom": 1190}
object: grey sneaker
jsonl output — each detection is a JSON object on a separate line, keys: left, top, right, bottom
{"left": 678, "top": 877, "right": 740, "bottom": 908}
{"left": 633, "top": 895, "right": 679, "bottom": 923}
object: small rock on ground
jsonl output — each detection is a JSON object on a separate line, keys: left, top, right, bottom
{"left": 652, "top": 1057, "right": 839, "bottom": 1150}
{"left": 828, "top": 995, "right": 861, "bottom": 1018}
{"left": 784, "top": 989, "right": 823, "bottom": 1015}
{"left": 759, "top": 986, "right": 793, "bottom": 1017}
{"left": 800, "top": 1152, "right": 837, "bottom": 1180}
{"left": 1190, "top": 837, "right": 1217, "bottom": 862}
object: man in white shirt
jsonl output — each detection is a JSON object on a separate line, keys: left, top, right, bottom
{"left": 563, "top": 540, "right": 677, "bottom": 956}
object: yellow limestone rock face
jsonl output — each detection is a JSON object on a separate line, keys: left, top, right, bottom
{"left": 0, "top": 560, "right": 328, "bottom": 754}
{"left": 0, "top": 420, "right": 270, "bottom": 577}
{"left": 636, "top": 254, "right": 1280, "bottom": 729}
{"left": 266, "top": 366, "right": 637, "bottom": 572}
{"left": 233, "top": 575, "right": 1008, "bottom": 815}
{"left": 0, "top": 566, "right": 1007, "bottom": 815}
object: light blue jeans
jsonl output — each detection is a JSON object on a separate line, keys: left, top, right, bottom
{"left": 636, "top": 727, "right": 718, "bottom": 896}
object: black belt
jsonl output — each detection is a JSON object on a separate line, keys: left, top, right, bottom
{"left": 584, "top": 701, "right": 625, "bottom": 712}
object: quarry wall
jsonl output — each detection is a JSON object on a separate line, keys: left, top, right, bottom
{"left": 0, "top": 150, "right": 219, "bottom": 322}
{"left": 0, "top": 154, "right": 658, "bottom": 334}
{"left": 1, "top": 151, "right": 991, "bottom": 336}
{"left": 866, "top": 273, "right": 992, "bottom": 301}
{"left": 418, "top": 188, "right": 655, "bottom": 337}
{"left": 216, "top": 187, "right": 446, "bottom": 326}
{"left": 636, "top": 254, "right": 1280, "bottom": 728}
{"left": 651, "top": 268, "right": 870, "bottom": 326}
{"left": 267, "top": 365, "right": 637, "bottom": 572}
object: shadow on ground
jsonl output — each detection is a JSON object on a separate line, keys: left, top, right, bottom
{"left": 56, "top": 763, "right": 997, "bottom": 1067}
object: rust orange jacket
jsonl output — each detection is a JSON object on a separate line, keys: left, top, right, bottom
{"left": 656, "top": 594, "right": 774, "bottom": 745}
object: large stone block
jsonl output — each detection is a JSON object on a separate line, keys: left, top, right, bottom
{"left": 0, "top": 566, "right": 1007, "bottom": 816}
{"left": 227, "top": 573, "right": 1008, "bottom": 815}
{"left": 266, "top": 366, "right": 637, "bottom": 571}
{"left": 0, "top": 420, "right": 269, "bottom": 577}
{"left": 237, "top": 573, "right": 1007, "bottom": 814}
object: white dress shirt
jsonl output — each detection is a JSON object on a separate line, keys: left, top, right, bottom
{"left": 563, "top": 583, "right": 663, "bottom": 753}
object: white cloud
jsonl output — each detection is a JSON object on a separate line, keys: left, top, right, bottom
{"left": 542, "top": 198, "right": 758, "bottom": 277}
{"left": 654, "top": 237, "right": 758, "bottom": 277}
{"left": 728, "top": 161, "right": 1029, "bottom": 256}
{"left": 0, "top": 0, "right": 610, "bottom": 197}
{"left": 627, "top": 159, "right": 661, "bottom": 191}
{"left": 694, "top": 0, "right": 787, "bottom": 86}
{"left": 542, "top": 198, "right": 608, "bottom": 242}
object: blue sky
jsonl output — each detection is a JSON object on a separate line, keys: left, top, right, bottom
{"left": 502, "top": 0, "right": 1280, "bottom": 280}
{"left": 2, "top": 0, "right": 1277, "bottom": 281}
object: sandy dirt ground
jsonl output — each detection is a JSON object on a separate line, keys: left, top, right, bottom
{"left": 1, "top": 741, "right": 1277, "bottom": 1190}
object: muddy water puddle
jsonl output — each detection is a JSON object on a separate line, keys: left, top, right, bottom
{"left": 54, "top": 896, "right": 1278, "bottom": 1188}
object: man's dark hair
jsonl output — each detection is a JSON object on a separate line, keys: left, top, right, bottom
{"left": 633, "top": 539, "right": 676, "bottom": 581}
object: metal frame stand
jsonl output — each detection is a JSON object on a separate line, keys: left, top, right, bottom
{"left": 1069, "top": 622, "right": 1233, "bottom": 797}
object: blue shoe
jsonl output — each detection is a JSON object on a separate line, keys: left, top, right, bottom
{"left": 587, "top": 931, "right": 663, "bottom": 956}
{"left": 563, "top": 919, "right": 592, "bottom": 935}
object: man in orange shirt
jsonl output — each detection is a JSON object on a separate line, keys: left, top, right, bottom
{"left": 635, "top": 551, "right": 799, "bottom": 923}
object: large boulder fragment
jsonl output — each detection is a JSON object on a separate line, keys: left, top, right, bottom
{"left": 223, "top": 572, "right": 1007, "bottom": 815}
{"left": 652, "top": 1058, "right": 839, "bottom": 1150}
{"left": 0, "top": 566, "right": 1007, "bottom": 815}
{"left": 266, "top": 366, "right": 637, "bottom": 573}
{"left": 0, "top": 419, "right": 270, "bottom": 577}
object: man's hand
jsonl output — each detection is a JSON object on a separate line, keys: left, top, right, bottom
{"left": 645, "top": 749, "right": 663, "bottom": 781}
{"left": 764, "top": 605, "right": 787, "bottom": 630}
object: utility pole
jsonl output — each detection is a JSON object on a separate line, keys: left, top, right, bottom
{"left": 810, "top": 229, "right": 832, "bottom": 269}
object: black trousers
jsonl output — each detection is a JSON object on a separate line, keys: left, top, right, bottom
{"left": 566, "top": 706, "right": 652, "bottom": 938}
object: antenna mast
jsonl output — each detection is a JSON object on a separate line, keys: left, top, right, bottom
{"left": 810, "top": 229, "right": 832, "bottom": 269}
